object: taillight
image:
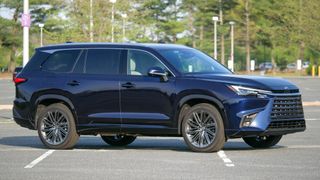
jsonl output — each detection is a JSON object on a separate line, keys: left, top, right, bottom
{"left": 13, "top": 77, "right": 27, "bottom": 84}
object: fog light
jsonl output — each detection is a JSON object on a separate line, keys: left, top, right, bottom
{"left": 241, "top": 113, "right": 257, "bottom": 127}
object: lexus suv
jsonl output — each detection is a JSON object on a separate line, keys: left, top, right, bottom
{"left": 13, "top": 43, "right": 306, "bottom": 152}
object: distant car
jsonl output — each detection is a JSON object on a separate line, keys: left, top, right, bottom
{"left": 259, "top": 62, "right": 273, "bottom": 70}
{"left": 12, "top": 66, "right": 23, "bottom": 82}
{"left": 286, "top": 63, "right": 296, "bottom": 71}
{"left": 302, "top": 61, "right": 310, "bottom": 69}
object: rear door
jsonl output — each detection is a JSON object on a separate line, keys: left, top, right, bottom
{"left": 120, "top": 49, "right": 176, "bottom": 133}
{"left": 66, "top": 48, "right": 123, "bottom": 132}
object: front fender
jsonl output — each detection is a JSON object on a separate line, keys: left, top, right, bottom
{"left": 175, "top": 94, "right": 228, "bottom": 134}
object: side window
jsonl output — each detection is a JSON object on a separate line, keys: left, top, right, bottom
{"left": 73, "top": 50, "right": 86, "bottom": 73}
{"left": 42, "top": 50, "right": 81, "bottom": 73}
{"left": 127, "top": 50, "right": 167, "bottom": 76}
{"left": 86, "top": 49, "right": 121, "bottom": 75}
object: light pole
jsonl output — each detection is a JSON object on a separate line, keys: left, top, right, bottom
{"left": 90, "top": 0, "right": 93, "bottom": 42}
{"left": 212, "top": 16, "right": 219, "bottom": 60}
{"left": 38, "top": 23, "right": 44, "bottom": 47}
{"left": 110, "top": 0, "right": 117, "bottom": 43}
{"left": 121, "top": 13, "right": 127, "bottom": 42}
{"left": 22, "top": 0, "right": 30, "bottom": 67}
{"left": 229, "top": 21, "right": 235, "bottom": 72}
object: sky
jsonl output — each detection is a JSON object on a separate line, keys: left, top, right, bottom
{"left": 0, "top": 7, "right": 14, "bottom": 19}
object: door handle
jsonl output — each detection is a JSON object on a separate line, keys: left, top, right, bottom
{"left": 67, "top": 80, "right": 80, "bottom": 86}
{"left": 121, "top": 82, "right": 135, "bottom": 88}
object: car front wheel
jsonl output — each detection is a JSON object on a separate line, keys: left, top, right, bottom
{"left": 101, "top": 135, "right": 136, "bottom": 146}
{"left": 182, "top": 103, "right": 225, "bottom": 152}
{"left": 243, "top": 135, "right": 282, "bottom": 148}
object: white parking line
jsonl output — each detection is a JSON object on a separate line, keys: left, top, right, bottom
{"left": 217, "top": 150, "right": 235, "bottom": 167}
{"left": 306, "top": 118, "right": 320, "bottom": 121}
{"left": 288, "top": 145, "right": 320, "bottom": 149}
{"left": 0, "top": 121, "right": 14, "bottom": 124}
{"left": 0, "top": 105, "right": 13, "bottom": 110}
{"left": 24, "top": 150, "right": 55, "bottom": 169}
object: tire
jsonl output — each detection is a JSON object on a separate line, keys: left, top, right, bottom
{"left": 101, "top": 135, "right": 136, "bottom": 146}
{"left": 243, "top": 135, "right": 282, "bottom": 148}
{"left": 182, "top": 103, "right": 225, "bottom": 152}
{"left": 37, "top": 103, "right": 79, "bottom": 149}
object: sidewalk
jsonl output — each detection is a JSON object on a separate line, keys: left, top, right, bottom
{"left": 0, "top": 73, "right": 11, "bottom": 80}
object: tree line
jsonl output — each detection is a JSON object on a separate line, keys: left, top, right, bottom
{"left": 0, "top": 0, "right": 319, "bottom": 72}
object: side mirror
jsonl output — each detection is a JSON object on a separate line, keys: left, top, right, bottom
{"left": 148, "top": 67, "right": 168, "bottom": 82}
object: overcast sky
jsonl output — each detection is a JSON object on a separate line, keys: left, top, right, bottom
{"left": 0, "top": 7, "right": 14, "bottom": 19}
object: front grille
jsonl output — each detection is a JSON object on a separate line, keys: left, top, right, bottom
{"left": 268, "top": 95, "right": 305, "bottom": 130}
{"left": 272, "top": 89, "right": 299, "bottom": 94}
{"left": 271, "top": 96, "right": 304, "bottom": 121}
{"left": 268, "top": 120, "right": 305, "bottom": 129}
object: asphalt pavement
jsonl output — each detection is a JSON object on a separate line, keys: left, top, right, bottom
{"left": 0, "top": 77, "right": 320, "bottom": 180}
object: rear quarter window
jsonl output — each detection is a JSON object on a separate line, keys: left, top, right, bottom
{"left": 42, "top": 50, "right": 81, "bottom": 73}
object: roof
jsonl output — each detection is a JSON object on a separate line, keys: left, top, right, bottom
{"left": 36, "top": 42, "right": 191, "bottom": 51}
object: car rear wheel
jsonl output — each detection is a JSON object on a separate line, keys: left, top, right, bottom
{"left": 182, "top": 103, "right": 225, "bottom": 152}
{"left": 37, "top": 103, "right": 79, "bottom": 149}
{"left": 101, "top": 135, "right": 136, "bottom": 146}
{"left": 243, "top": 135, "right": 282, "bottom": 148}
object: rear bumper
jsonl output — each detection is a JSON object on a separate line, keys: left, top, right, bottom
{"left": 13, "top": 117, "right": 35, "bottom": 130}
{"left": 12, "top": 99, "right": 35, "bottom": 130}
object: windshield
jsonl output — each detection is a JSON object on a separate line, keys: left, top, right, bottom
{"left": 157, "top": 48, "right": 231, "bottom": 75}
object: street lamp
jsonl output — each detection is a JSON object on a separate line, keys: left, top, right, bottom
{"left": 110, "top": 0, "right": 117, "bottom": 43}
{"left": 89, "top": 0, "right": 93, "bottom": 42}
{"left": 38, "top": 23, "right": 44, "bottom": 47}
{"left": 229, "top": 21, "right": 235, "bottom": 72}
{"left": 22, "top": 0, "right": 30, "bottom": 67}
{"left": 212, "top": 16, "right": 219, "bottom": 60}
{"left": 121, "top": 13, "right": 127, "bottom": 42}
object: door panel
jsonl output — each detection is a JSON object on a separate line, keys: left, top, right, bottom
{"left": 66, "top": 49, "right": 123, "bottom": 132}
{"left": 120, "top": 50, "right": 176, "bottom": 129}
{"left": 121, "top": 76, "right": 175, "bottom": 125}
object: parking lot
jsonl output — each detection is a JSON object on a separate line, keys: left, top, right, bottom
{"left": 1, "top": 77, "right": 320, "bottom": 180}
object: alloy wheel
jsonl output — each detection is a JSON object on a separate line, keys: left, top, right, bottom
{"left": 185, "top": 110, "right": 217, "bottom": 148}
{"left": 40, "top": 110, "right": 69, "bottom": 145}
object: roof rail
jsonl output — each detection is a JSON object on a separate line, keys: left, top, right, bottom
{"left": 65, "top": 41, "right": 73, "bottom": 43}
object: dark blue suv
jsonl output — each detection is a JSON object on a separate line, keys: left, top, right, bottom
{"left": 13, "top": 43, "right": 306, "bottom": 152}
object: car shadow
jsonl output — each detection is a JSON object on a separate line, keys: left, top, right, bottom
{"left": 0, "top": 136, "right": 286, "bottom": 152}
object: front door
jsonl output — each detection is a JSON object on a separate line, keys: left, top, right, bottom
{"left": 120, "top": 49, "right": 176, "bottom": 134}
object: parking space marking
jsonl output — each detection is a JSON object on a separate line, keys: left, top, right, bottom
{"left": 0, "top": 105, "right": 13, "bottom": 110}
{"left": 24, "top": 150, "right": 55, "bottom": 169}
{"left": 217, "top": 150, "right": 235, "bottom": 167}
{"left": 306, "top": 118, "right": 320, "bottom": 121}
{"left": 288, "top": 145, "right": 320, "bottom": 149}
{"left": 0, "top": 121, "right": 14, "bottom": 124}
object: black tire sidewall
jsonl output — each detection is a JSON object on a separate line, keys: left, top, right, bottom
{"left": 37, "top": 103, "right": 79, "bottom": 149}
{"left": 101, "top": 135, "right": 136, "bottom": 146}
{"left": 243, "top": 135, "right": 282, "bottom": 148}
{"left": 182, "top": 103, "right": 225, "bottom": 152}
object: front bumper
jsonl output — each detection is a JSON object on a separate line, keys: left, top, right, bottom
{"left": 226, "top": 93, "right": 306, "bottom": 138}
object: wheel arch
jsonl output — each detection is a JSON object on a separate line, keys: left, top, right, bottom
{"left": 33, "top": 94, "right": 78, "bottom": 129}
{"left": 176, "top": 94, "right": 228, "bottom": 134}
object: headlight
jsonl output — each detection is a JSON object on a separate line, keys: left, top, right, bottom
{"left": 228, "top": 85, "right": 271, "bottom": 96}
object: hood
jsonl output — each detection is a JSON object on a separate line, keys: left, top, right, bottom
{"left": 186, "top": 74, "right": 299, "bottom": 91}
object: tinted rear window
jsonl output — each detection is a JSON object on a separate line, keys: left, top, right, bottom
{"left": 85, "top": 49, "right": 121, "bottom": 75}
{"left": 42, "top": 50, "right": 81, "bottom": 73}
